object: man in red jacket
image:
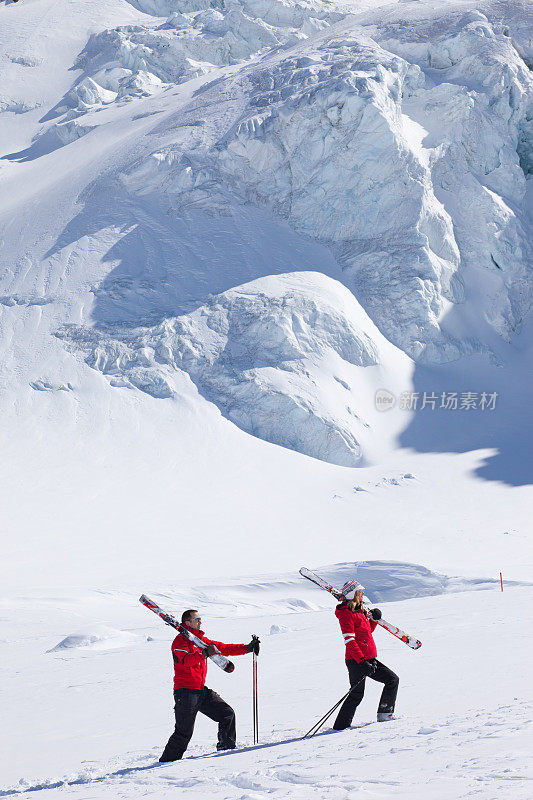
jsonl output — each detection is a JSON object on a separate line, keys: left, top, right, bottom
{"left": 332, "top": 579, "right": 399, "bottom": 729}
{"left": 159, "top": 609, "right": 259, "bottom": 762}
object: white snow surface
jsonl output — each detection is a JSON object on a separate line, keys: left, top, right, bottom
{"left": 0, "top": 0, "right": 532, "bottom": 481}
{"left": 1, "top": 0, "right": 533, "bottom": 796}
{"left": 0, "top": 0, "right": 531, "bottom": 582}
{"left": 1, "top": 578, "right": 533, "bottom": 799}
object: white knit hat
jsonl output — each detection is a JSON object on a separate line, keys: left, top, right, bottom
{"left": 341, "top": 579, "right": 365, "bottom": 600}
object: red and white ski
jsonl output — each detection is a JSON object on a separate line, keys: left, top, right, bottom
{"left": 139, "top": 594, "right": 235, "bottom": 672}
{"left": 299, "top": 567, "right": 422, "bottom": 650}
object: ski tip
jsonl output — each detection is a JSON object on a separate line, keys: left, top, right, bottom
{"left": 224, "top": 662, "right": 235, "bottom": 673}
{"left": 299, "top": 567, "right": 316, "bottom": 580}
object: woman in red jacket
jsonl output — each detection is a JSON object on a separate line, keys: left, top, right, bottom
{"left": 333, "top": 579, "right": 399, "bottom": 729}
{"left": 159, "top": 609, "right": 259, "bottom": 762}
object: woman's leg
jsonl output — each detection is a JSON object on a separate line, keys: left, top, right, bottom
{"left": 371, "top": 661, "right": 399, "bottom": 716}
{"left": 332, "top": 661, "right": 366, "bottom": 730}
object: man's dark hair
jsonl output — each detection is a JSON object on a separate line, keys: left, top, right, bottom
{"left": 181, "top": 609, "right": 198, "bottom": 624}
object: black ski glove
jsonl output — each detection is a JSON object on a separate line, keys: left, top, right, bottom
{"left": 246, "top": 635, "right": 260, "bottom": 655}
{"left": 204, "top": 644, "right": 217, "bottom": 658}
{"left": 370, "top": 608, "right": 382, "bottom": 620}
{"left": 360, "top": 658, "right": 377, "bottom": 677}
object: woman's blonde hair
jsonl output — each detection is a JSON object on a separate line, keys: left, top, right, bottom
{"left": 346, "top": 598, "right": 365, "bottom": 612}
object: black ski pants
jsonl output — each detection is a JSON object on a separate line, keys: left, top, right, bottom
{"left": 160, "top": 687, "right": 237, "bottom": 762}
{"left": 333, "top": 659, "right": 399, "bottom": 730}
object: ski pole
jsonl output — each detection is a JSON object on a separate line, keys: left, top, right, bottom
{"left": 252, "top": 649, "right": 259, "bottom": 744}
{"left": 302, "top": 678, "right": 366, "bottom": 739}
{"left": 253, "top": 651, "right": 257, "bottom": 744}
{"left": 302, "top": 690, "right": 350, "bottom": 739}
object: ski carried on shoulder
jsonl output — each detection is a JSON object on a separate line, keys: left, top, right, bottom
{"left": 139, "top": 594, "right": 235, "bottom": 673}
{"left": 299, "top": 567, "right": 344, "bottom": 600}
{"left": 299, "top": 568, "right": 422, "bottom": 650}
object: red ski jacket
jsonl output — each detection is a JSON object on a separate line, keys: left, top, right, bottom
{"left": 335, "top": 603, "right": 378, "bottom": 663}
{"left": 171, "top": 627, "right": 248, "bottom": 690}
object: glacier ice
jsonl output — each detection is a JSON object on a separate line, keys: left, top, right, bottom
{"left": 2, "top": 0, "right": 531, "bottom": 470}
{"left": 114, "top": 7, "right": 531, "bottom": 361}
{"left": 42, "top": 0, "right": 532, "bottom": 363}
{"left": 59, "top": 272, "right": 412, "bottom": 467}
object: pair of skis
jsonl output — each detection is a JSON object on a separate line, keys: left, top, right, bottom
{"left": 141, "top": 568, "right": 421, "bottom": 667}
{"left": 139, "top": 594, "right": 235, "bottom": 672}
{"left": 299, "top": 568, "right": 422, "bottom": 650}
{"left": 141, "top": 572, "right": 421, "bottom": 661}
{"left": 140, "top": 594, "right": 260, "bottom": 742}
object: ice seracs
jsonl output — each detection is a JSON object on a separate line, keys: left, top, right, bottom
{"left": 119, "top": 25, "right": 464, "bottom": 362}
{"left": 367, "top": 6, "right": 533, "bottom": 343}
{"left": 60, "top": 272, "right": 412, "bottom": 467}
{"left": 37, "top": 0, "right": 532, "bottom": 366}
{"left": 116, "top": 9, "right": 531, "bottom": 362}
{"left": 52, "top": 0, "right": 339, "bottom": 130}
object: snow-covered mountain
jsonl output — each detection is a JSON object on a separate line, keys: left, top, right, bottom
{"left": 1, "top": 0, "right": 532, "bottom": 796}
{"left": 1, "top": 0, "right": 531, "bottom": 579}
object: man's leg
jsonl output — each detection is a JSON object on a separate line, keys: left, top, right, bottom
{"left": 200, "top": 688, "right": 237, "bottom": 750}
{"left": 332, "top": 661, "right": 366, "bottom": 730}
{"left": 159, "top": 689, "right": 201, "bottom": 762}
{"left": 371, "top": 661, "right": 399, "bottom": 716}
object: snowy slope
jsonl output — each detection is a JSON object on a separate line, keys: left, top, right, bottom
{"left": 1, "top": 581, "right": 532, "bottom": 798}
{"left": 0, "top": 0, "right": 531, "bottom": 595}
{"left": 1, "top": 0, "right": 532, "bottom": 797}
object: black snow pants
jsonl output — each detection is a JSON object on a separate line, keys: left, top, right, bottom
{"left": 160, "top": 687, "right": 237, "bottom": 762}
{"left": 333, "top": 659, "right": 399, "bottom": 730}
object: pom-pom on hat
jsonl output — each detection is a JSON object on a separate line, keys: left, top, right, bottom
{"left": 341, "top": 579, "right": 365, "bottom": 600}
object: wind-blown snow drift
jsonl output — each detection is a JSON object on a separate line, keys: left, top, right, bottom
{"left": 60, "top": 272, "right": 412, "bottom": 467}
{"left": 48, "top": 625, "right": 137, "bottom": 652}
{"left": 142, "top": 559, "right": 524, "bottom": 618}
